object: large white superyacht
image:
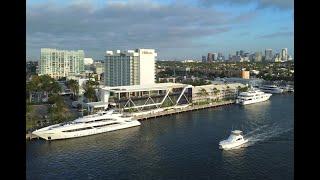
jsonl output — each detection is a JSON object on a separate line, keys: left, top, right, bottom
{"left": 236, "top": 88, "right": 272, "bottom": 105}
{"left": 32, "top": 110, "right": 141, "bottom": 141}
{"left": 259, "top": 85, "right": 284, "bottom": 94}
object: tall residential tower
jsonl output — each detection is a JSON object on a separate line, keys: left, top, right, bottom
{"left": 281, "top": 48, "right": 288, "bottom": 61}
{"left": 39, "top": 48, "right": 84, "bottom": 79}
{"left": 104, "top": 49, "right": 157, "bottom": 86}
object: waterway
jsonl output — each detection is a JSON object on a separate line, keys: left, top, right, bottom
{"left": 26, "top": 94, "right": 293, "bottom": 179}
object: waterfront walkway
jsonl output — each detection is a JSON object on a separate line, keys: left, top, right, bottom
{"left": 133, "top": 100, "right": 235, "bottom": 121}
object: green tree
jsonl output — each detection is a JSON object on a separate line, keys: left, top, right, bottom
{"left": 238, "top": 86, "right": 249, "bottom": 93}
{"left": 48, "top": 94, "right": 72, "bottom": 124}
{"left": 66, "top": 79, "right": 79, "bottom": 100}
{"left": 26, "top": 75, "right": 41, "bottom": 103}
{"left": 82, "top": 79, "right": 99, "bottom": 102}
{"left": 212, "top": 87, "right": 220, "bottom": 100}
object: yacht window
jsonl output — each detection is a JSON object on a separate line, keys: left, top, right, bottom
{"left": 93, "top": 123, "right": 119, "bottom": 128}
{"left": 85, "top": 119, "right": 109, "bottom": 123}
{"left": 62, "top": 127, "right": 93, "bottom": 132}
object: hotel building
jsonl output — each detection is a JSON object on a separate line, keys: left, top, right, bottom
{"left": 104, "top": 49, "right": 157, "bottom": 86}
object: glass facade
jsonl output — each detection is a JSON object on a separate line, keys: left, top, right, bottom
{"left": 105, "top": 53, "right": 140, "bottom": 86}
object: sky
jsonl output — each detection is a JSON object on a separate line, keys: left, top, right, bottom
{"left": 26, "top": 0, "right": 294, "bottom": 61}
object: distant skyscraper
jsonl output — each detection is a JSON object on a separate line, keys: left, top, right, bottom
{"left": 236, "top": 51, "right": 240, "bottom": 56}
{"left": 217, "top": 52, "right": 223, "bottom": 61}
{"left": 207, "top": 53, "right": 213, "bottom": 62}
{"left": 212, "top": 53, "right": 217, "bottom": 61}
{"left": 273, "top": 53, "right": 281, "bottom": 62}
{"left": 265, "top": 49, "right": 273, "bottom": 62}
{"left": 254, "top": 52, "right": 262, "bottom": 62}
{"left": 105, "top": 49, "right": 157, "bottom": 86}
{"left": 281, "top": 48, "right": 288, "bottom": 61}
{"left": 39, "top": 48, "right": 84, "bottom": 79}
{"left": 240, "top": 50, "right": 244, "bottom": 57}
{"left": 202, "top": 56, "right": 207, "bottom": 63}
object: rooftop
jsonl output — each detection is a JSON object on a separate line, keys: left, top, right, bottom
{"left": 101, "top": 83, "right": 191, "bottom": 92}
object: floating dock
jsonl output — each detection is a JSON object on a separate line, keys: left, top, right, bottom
{"left": 133, "top": 100, "right": 235, "bottom": 121}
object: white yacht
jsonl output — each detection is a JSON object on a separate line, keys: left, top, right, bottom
{"left": 32, "top": 110, "right": 141, "bottom": 141}
{"left": 219, "top": 130, "right": 248, "bottom": 150}
{"left": 280, "top": 85, "right": 294, "bottom": 93}
{"left": 236, "top": 89, "right": 272, "bottom": 105}
{"left": 259, "top": 85, "right": 284, "bottom": 94}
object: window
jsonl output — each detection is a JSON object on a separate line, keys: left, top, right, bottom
{"left": 93, "top": 123, "right": 119, "bottom": 128}
{"left": 62, "top": 127, "right": 93, "bottom": 132}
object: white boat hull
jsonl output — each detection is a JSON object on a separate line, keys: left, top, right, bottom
{"left": 237, "top": 94, "right": 272, "bottom": 105}
{"left": 32, "top": 121, "right": 141, "bottom": 140}
{"left": 259, "top": 88, "right": 283, "bottom": 94}
{"left": 219, "top": 139, "right": 248, "bottom": 150}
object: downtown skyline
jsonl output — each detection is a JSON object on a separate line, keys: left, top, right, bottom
{"left": 27, "top": 0, "right": 293, "bottom": 61}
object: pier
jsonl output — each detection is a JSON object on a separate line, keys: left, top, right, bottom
{"left": 133, "top": 100, "right": 235, "bottom": 121}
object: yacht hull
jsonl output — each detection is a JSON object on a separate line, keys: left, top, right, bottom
{"left": 32, "top": 121, "right": 141, "bottom": 141}
{"left": 219, "top": 139, "right": 248, "bottom": 150}
{"left": 259, "top": 89, "right": 283, "bottom": 94}
{"left": 238, "top": 94, "right": 272, "bottom": 105}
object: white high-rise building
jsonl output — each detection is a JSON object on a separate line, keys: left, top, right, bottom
{"left": 39, "top": 48, "right": 84, "bottom": 79}
{"left": 281, "top": 48, "right": 288, "bottom": 61}
{"left": 84, "top": 58, "right": 94, "bottom": 65}
{"left": 104, "top": 49, "right": 157, "bottom": 87}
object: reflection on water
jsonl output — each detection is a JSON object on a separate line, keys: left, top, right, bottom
{"left": 222, "top": 146, "right": 247, "bottom": 158}
{"left": 27, "top": 126, "right": 141, "bottom": 157}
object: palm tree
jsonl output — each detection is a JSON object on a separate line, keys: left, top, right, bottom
{"left": 83, "top": 81, "right": 97, "bottom": 103}
{"left": 212, "top": 87, "right": 220, "bottom": 101}
{"left": 197, "top": 88, "right": 209, "bottom": 104}
{"left": 66, "top": 79, "right": 79, "bottom": 100}
{"left": 26, "top": 75, "right": 41, "bottom": 103}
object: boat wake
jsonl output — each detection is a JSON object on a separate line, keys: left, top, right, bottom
{"left": 243, "top": 123, "right": 293, "bottom": 147}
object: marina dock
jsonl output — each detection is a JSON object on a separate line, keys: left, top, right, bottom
{"left": 26, "top": 100, "right": 236, "bottom": 140}
{"left": 133, "top": 100, "right": 235, "bottom": 121}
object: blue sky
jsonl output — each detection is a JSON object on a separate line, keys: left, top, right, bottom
{"left": 27, "top": 0, "right": 293, "bottom": 60}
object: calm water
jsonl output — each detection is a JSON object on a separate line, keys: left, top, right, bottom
{"left": 26, "top": 95, "right": 294, "bottom": 180}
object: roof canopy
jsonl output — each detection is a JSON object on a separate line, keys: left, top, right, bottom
{"left": 101, "top": 83, "right": 192, "bottom": 93}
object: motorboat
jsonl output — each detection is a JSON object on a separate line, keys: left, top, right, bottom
{"left": 259, "top": 85, "right": 283, "bottom": 94}
{"left": 236, "top": 88, "right": 272, "bottom": 105}
{"left": 219, "top": 130, "right": 248, "bottom": 150}
{"left": 32, "top": 109, "right": 141, "bottom": 141}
